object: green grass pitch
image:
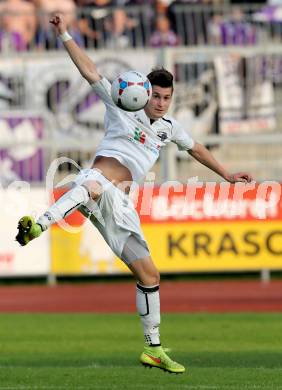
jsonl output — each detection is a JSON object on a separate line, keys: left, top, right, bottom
{"left": 0, "top": 313, "right": 282, "bottom": 389}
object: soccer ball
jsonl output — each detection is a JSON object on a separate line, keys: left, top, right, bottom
{"left": 111, "top": 70, "right": 152, "bottom": 112}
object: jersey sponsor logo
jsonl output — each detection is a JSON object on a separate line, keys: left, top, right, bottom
{"left": 134, "top": 127, "right": 146, "bottom": 144}
{"left": 127, "top": 127, "right": 161, "bottom": 155}
{"left": 127, "top": 135, "right": 159, "bottom": 155}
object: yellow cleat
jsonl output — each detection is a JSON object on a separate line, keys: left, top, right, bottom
{"left": 15, "top": 216, "right": 43, "bottom": 246}
{"left": 140, "top": 345, "right": 185, "bottom": 374}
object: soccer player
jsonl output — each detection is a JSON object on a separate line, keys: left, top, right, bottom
{"left": 16, "top": 14, "right": 253, "bottom": 374}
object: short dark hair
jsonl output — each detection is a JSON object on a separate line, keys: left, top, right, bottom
{"left": 147, "top": 67, "right": 174, "bottom": 90}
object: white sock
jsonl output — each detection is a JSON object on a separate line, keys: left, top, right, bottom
{"left": 37, "top": 185, "right": 90, "bottom": 229}
{"left": 136, "top": 283, "right": 161, "bottom": 346}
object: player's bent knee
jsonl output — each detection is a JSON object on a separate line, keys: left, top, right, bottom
{"left": 139, "top": 270, "right": 160, "bottom": 287}
{"left": 83, "top": 180, "right": 103, "bottom": 200}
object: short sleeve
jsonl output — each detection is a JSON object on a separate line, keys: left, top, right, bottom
{"left": 91, "top": 77, "right": 116, "bottom": 108}
{"left": 171, "top": 122, "right": 195, "bottom": 151}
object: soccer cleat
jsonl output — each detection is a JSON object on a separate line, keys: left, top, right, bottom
{"left": 15, "top": 216, "right": 43, "bottom": 246}
{"left": 140, "top": 345, "right": 185, "bottom": 374}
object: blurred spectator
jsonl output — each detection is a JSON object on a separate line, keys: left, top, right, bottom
{"left": 0, "top": 0, "right": 36, "bottom": 52}
{"left": 110, "top": 2, "right": 139, "bottom": 48}
{"left": 208, "top": 7, "right": 256, "bottom": 45}
{"left": 223, "top": 7, "right": 256, "bottom": 45}
{"left": 207, "top": 14, "right": 224, "bottom": 45}
{"left": 76, "top": 0, "right": 113, "bottom": 48}
{"left": 149, "top": 13, "right": 180, "bottom": 47}
{"left": 34, "top": 0, "right": 83, "bottom": 49}
{"left": 112, "top": 0, "right": 155, "bottom": 47}
{"left": 77, "top": 0, "right": 145, "bottom": 48}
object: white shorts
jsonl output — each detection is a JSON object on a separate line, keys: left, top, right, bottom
{"left": 74, "top": 169, "right": 150, "bottom": 264}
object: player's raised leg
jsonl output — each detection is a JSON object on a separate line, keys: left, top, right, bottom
{"left": 123, "top": 241, "right": 185, "bottom": 374}
{"left": 15, "top": 171, "right": 103, "bottom": 246}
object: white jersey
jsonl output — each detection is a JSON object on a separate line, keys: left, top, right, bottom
{"left": 91, "top": 77, "right": 195, "bottom": 183}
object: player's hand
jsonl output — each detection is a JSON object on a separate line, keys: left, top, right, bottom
{"left": 49, "top": 14, "right": 66, "bottom": 35}
{"left": 226, "top": 172, "right": 253, "bottom": 183}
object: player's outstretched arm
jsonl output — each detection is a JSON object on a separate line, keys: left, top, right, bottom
{"left": 49, "top": 14, "right": 101, "bottom": 84}
{"left": 188, "top": 142, "right": 253, "bottom": 183}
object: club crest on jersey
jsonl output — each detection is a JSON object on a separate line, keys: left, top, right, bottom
{"left": 134, "top": 127, "right": 146, "bottom": 144}
{"left": 157, "top": 131, "right": 168, "bottom": 141}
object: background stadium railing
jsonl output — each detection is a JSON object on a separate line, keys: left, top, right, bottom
{"left": 1, "top": 45, "right": 282, "bottom": 184}
{"left": 1, "top": 109, "right": 282, "bottom": 186}
{"left": 1, "top": 3, "right": 282, "bottom": 53}
{"left": 169, "top": 3, "right": 280, "bottom": 47}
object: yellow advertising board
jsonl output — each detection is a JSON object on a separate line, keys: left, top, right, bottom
{"left": 51, "top": 184, "right": 282, "bottom": 275}
{"left": 144, "top": 221, "right": 282, "bottom": 272}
